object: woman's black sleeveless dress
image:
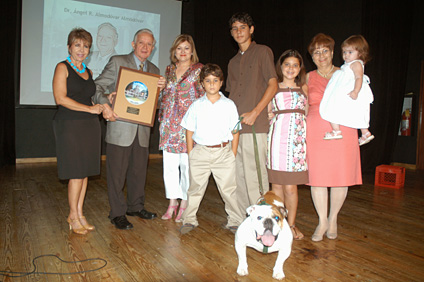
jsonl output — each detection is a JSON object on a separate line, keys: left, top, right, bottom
{"left": 53, "top": 61, "right": 101, "bottom": 180}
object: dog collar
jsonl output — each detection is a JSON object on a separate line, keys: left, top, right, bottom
{"left": 263, "top": 246, "right": 269, "bottom": 253}
{"left": 257, "top": 199, "right": 269, "bottom": 206}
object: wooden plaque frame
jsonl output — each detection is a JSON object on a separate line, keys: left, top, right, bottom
{"left": 112, "top": 66, "right": 160, "bottom": 127}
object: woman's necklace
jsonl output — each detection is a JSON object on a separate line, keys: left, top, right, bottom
{"left": 67, "top": 55, "right": 86, "bottom": 74}
{"left": 317, "top": 65, "right": 334, "bottom": 78}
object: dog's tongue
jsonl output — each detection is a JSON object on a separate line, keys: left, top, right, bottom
{"left": 260, "top": 230, "right": 275, "bottom": 246}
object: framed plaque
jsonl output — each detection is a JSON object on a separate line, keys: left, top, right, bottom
{"left": 112, "top": 66, "right": 160, "bottom": 126}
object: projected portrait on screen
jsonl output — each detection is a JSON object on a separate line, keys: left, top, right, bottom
{"left": 34, "top": 0, "right": 164, "bottom": 105}
{"left": 86, "top": 22, "right": 118, "bottom": 79}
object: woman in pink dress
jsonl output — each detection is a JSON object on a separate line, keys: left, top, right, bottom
{"left": 306, "top": 33, "right": 362, "bottom": 242}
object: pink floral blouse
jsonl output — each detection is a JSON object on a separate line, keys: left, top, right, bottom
{"left": 158, "top": 62, "right": 205, "bottom": 153}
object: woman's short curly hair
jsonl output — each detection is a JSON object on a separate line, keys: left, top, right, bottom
{"left": 308, "top": 33, "right": 335, "bottom": 55}
{"left": 67, "top": 28, "right": 92, "bottom": 48}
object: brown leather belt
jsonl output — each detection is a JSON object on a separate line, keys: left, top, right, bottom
{"left": 206, "top": 142, "right": 229, "bottom": 148}
{"left": 274, "top": 109, "right": 305, "bottom": 115}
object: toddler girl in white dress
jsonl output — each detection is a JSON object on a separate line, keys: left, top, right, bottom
{"left": 319, "top": 35, "right": 374, "bottom": 146}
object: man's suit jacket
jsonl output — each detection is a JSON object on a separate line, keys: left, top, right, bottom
{"left": 93, "top": 52, "right": 160, "bottom": 147}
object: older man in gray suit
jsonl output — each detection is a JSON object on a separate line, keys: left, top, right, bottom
{"left": 93, "top": 28, "right": 165, "bottom": 230}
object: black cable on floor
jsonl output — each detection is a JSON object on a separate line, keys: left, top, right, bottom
{"left": 0, "top": 254, "right": 107, "bottom": 278}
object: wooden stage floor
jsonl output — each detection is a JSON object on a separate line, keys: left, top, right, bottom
{"left": 0, "top": 159, "right": 423, "bottom": 281}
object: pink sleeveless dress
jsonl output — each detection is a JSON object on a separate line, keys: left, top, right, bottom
{"left": 306, "top": 71, "right": 362, "bottom": 187}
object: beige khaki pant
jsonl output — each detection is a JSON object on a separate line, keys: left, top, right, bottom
{"left": 235, "top": 133, "right": 269, "bottom": 212}
{"left": 182, "top": 144, "right": 244, "bottom": 227}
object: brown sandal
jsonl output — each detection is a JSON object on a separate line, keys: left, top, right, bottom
{"left": 290, "top": 225, "right": 304, "bottom": 240}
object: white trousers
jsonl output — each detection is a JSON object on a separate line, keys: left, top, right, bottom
{"left": 163, "top": 151, "right": 189, "bottom": 200}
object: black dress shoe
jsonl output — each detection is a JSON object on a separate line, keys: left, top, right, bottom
{"left": 126, "top": 209, "right": 157, "bottom": 219}
{"left": 110, "top": 215, "right": 133, "bottom": 230}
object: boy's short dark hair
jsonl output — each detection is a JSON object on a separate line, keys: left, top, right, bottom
{"left": 200, "top": 63, "right": 224, "bottom": 82}
{"left": 228, "top": 12, "right": 255, "bottom": 29}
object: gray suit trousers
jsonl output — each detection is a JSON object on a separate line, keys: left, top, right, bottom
{"left": 106, "top": 133, "right": 148, "bottom": 218}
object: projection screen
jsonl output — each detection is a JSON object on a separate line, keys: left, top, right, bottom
{"left": 20, "top": 0, "right": 181, "bottom": 106}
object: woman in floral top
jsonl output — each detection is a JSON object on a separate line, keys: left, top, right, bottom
{"left": 267, "top": 50, "right": 308, "bottom": 240}
{"left": 158, "top": 34, "right": 204, "bottom": 221}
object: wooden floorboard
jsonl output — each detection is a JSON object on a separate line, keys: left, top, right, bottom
{"left": 1, "top": 159, "right": 423, "bottom": 281}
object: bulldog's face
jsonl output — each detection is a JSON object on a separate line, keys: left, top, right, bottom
{"left": 246, "top": 205, "right": 284, "bottom": 247}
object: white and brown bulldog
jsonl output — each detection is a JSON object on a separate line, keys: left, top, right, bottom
{"left": 235, "top": 191, "right": 293, "bottom": 280}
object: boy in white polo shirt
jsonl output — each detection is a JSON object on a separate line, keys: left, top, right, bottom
{"left": 179, "top": 63, "right": 244, "bottom": 234}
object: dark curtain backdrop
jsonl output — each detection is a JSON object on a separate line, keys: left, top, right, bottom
{"left": 0, "top": 1, "right": 19, "bottom": 166}
{"left": 181, "top": 0, "right": 305, "bottom": 91}
{"left": 182, "top": 0, "right": 413, "bottom": 173}
{"left": 0, "top": 0, "right": 415, "bottom": 172}
{"left": 359, "top": 1, "right": 412, "bottom": 172}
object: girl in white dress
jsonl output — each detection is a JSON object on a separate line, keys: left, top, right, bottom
{"left": 319, "top": 35, "right": 374, "bottom": 145}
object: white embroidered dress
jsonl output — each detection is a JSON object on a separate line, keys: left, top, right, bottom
{"left": 319, "top": 60, "right": 374, "bottom": 129}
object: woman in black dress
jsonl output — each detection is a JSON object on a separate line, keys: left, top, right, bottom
{"left": 52, "top": 28, "right": 103, "bottom": 235}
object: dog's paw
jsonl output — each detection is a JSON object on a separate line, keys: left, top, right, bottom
{"left": 272, "top": 270, "right": 285, "bottom": 280}
{"left": 237, "top": 266, "right": 249, "bottom": 276}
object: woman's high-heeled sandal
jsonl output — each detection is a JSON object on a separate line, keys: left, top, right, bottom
{"left": 175, "top": 207, "right": 186, "bottom": 222}
{"left": 290, "top": 225, "right": 304, "bottom": 240}
{"left": 67, "top": 218, "right": 88, "bottom": 235}
{"left": 79, "top": 216, "right": 95, "bottom": 231}
{"left": 161, "top": 205, "right": 178, "bottom": 220}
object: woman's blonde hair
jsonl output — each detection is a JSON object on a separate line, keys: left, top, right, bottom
{"left": 169, "top": 34, "right": 199, "bottom": 64}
